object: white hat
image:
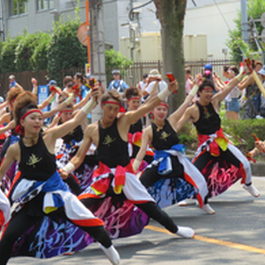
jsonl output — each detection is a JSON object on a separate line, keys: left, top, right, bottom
{"left": 258, "top": 66, "right": 265, "bottom": 76}
{"left": 148, "top": 69, "right": 161, "bottom": 79}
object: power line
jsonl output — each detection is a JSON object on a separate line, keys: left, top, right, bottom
{"left": 212, "top": 0, "right": 232, "bottom": 31}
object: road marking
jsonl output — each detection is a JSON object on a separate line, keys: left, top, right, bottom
{"left": 146, "top": 225, "right": 265, "bottom": 255}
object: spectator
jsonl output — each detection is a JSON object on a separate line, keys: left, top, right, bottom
{"left": 185, "top": 67, "right": 194, "bottom": 95}
{"left": 225, "top": 66, "right": 241, "bottom": 120}
{"left": 144, "top": 69, "right": 168, "bottom": 99}
{"left": 137, "top": 73, "right": 148, "bottom": 96}
{"left": 107, "top": 69, "right": 129, "bottom": 93}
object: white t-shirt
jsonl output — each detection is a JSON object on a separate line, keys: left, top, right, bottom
{"left": 225, "top": 84, "right": 241, "bottom": 102}
{"left": 145, "top": 80, "right": 168, "bottom": 94}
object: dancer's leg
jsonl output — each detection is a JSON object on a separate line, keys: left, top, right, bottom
{"left": 0, "top": 209, "right": 41, "bottom": 265}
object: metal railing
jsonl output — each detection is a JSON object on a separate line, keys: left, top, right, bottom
{"left": 0, "top": 58, "right": 235, "bottom": 95}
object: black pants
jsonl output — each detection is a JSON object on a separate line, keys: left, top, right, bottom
{"left": 0, "top": 202, "right": 112, "bottom": 265}
{"left": 82, "top": 195, "right": 178, "bottom": 235}
{"left": 193, "top": 148, "right": 241, "bottom": 171}
{"left": 139, "top": 156, "right": 184, "bottom": 188}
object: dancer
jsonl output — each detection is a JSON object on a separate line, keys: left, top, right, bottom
{"left": 51, "top": 96, "right": 96, "bottom": 194}
{"left": 61, "top": 81, "right": 195, "bottom": 241}
{"left": 125, "top": 87, "right": 153, "bottom": 163}
{"left": 175, "top": 68, "right": 260, "bottom": 201}
{"left": 133, "top": 84, "right": 213, "bottom": 213}
{"left": 0, "top": 91, "right": 120, "bottom": 265}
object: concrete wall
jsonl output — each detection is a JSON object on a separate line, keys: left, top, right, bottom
{"left": 0, "top": 0, "right": 240, "bottom": 59}
{"left": 184, "top": 0, "right": 240, "bottom": 58}
{"left": 120, "top": 33, "right": 207, "bottom": 61}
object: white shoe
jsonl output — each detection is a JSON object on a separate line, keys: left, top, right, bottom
{"left": 243, "top": 184, "right": 260, "bottom": 198}
{"left": 176, "top": 226, "right": 195, "bottom": 238}
{"left": 99, "top": 245, "right": 120, "bottom": 265}
{"left": 201, "top": 203, "right": 216, "bottom": 215}
{"left": 178, "top": 199, "right": 195, "bottom": 207}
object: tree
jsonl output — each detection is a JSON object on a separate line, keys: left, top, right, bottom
{"left": 153, "top": 0, "right": 187, "bottom": 113}
{"left": 0, "top": 36, "right": 23, "bottom": 73}
{"left": 227, "top": 0, "right": 265, "bottom": 62}
{"left": 105, "top": 49, "right": 132, "bottom": 84}
{"left": 47, "top": 19, "right": 87, "bottom": 83}
{"left": 15, "top": 32, "right": 44, "bottom": 71}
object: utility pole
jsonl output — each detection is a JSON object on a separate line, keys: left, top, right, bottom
{"left": 90, "top": 0, "right": 106, "bottom": 85}
{"left": 241, "top": 0, "right": 249, "bottom": 43}
{"left": 89, "top": 0, "right": 106, "bottom": 123}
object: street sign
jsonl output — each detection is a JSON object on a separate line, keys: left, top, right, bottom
{"left": 77, "top": 22, "right": 89, "bottom": 47}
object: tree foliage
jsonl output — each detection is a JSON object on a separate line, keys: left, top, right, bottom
{"left": 227, "top": 0, "right": 265, "bottom": 62}
{"left": 105, "top": 49, "right": 132, "bottom": 83}
{"left": 0, "top": 36, "right": 23, "bottom": 73}
{"left": 31, "top": 33, "right": 51, "bottom": 71}
{"left": 47, "top": 19, "right": 87, "bottom": 82}
{"left": 15, "top": 32, "right": 44, "bottom": 71}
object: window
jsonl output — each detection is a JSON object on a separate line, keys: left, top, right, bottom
{"left": 10, "top": 0, "right": 28, "bottom": 16}
{"left": 36, "top": 0, "right": 55, "bottom": 11}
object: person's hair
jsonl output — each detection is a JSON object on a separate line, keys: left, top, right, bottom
{"left": 124, "top": 87, "right": 140, "bottom": 100}
{"left": 143, "top": 73, "right": 148, "bottom": 79}
{"left": 6, "top": 86, "right": 24, "bottom": 105}
{"left": 229, "top": 65, "right": 239, "bottom": 75}
{"left": 101, "top": 90, "right": 122, "bottom": 105}
{"left": 63, "top": 75, "right": 73, "bottom": 87}
{"left": 255, "top": 60, "right": 263, "bottom": 67}
{"left": 198, "top": 80, "right": 215, "bottom": 93}
{"left": 13, "top": 91, "right": 38, "bottom": 125}
{"left": 223, "top": 66, "right": 229, "bottom": 73}
{"left": 74, "top": 72, "right": 84, "bottom": 84}
{"left": 185, "top": 67, "right": 192, "bottom": 74}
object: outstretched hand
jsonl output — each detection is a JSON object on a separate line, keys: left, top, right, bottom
{"left": 255, "top": 140, "right": 265, "bottom": 153}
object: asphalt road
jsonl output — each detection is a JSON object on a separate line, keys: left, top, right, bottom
{"left": 9, "top": 176, "right": 265, "bottom": 265}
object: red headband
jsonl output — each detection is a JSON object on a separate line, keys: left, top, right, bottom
{"left": 159, "top": 102, "right": 169, "bottom": 108}
{"left": 20, "top": 109, "right": 43, "bottom": 121}
{"left": 102, "top": 100, "right": 121, "bottom": 107}
{"left": 128, "top": 96, "right": 140, "bottom": 101}
{"left": 60, "top": 109, "right": 73, "bottom": 113}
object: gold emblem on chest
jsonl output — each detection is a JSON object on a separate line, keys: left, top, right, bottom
{"left": 103, "top": 135, "right": 116, "bottom": 145}
{"left": 26, "top": 153, "right": 42, "bottom": 168}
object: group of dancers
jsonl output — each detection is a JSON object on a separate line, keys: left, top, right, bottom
{"left": 0, "top": 62, "right": 262, "bottom": 265}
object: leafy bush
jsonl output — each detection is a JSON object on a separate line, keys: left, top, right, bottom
{"left": 227, "top": 0, "right": 265, "bottom": 62}
{"left": 15, "top": 32, "right": 42, "bottom": 71}
{"left": 31, "top": 33, "right": 51, "bottom": 71}
{"left": 105, "top": 49, "right": 132, "bottom": 83}
{"left": 0, "top": 36, "right": 23, "bottom": 73}
{"left": 47, "top": 19, "right": 87, "bottom": 82}
{"left": 222, "top": 119, "right": 265, "bottom": 153}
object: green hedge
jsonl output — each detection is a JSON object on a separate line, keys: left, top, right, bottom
{"left": 222, "top": 119, "right": 265, "bottom": 153}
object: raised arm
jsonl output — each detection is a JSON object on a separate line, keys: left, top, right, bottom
{"left": 45, "top": 92, "right": 98, "bottom": 140}
{"left": 124, "top": 81, "right": 178, "bottom": 126}
{"left": 133, "top": 126, "right": 152, "bottom": 172}
{"left": 174, "top": 106, "right": 195, "bottom": 132}
{"left": 0, "top": 120, "right": 15, "bottom": 134}
{"left": 212, "top": 67, "right": 246, "bottom": 103}
{"left": 59, "top": 126, "right": 93, "bottom": 179}
{"left": 37, "top": 91, "right": 56, "bottom": 110}
{"left": 168, "top": 84, "right": 199, "bottom": 125}
{"left": 0, "top": 144, "right": 18, "bottom": 182}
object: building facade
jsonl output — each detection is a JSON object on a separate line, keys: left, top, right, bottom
{"left": 0, "top": 0, "right": 240, "bottom": 60}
